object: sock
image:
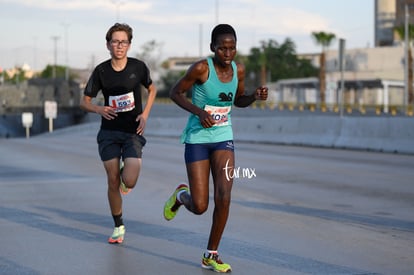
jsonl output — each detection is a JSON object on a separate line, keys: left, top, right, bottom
{"left": 112, "top": 213, "right": 124, "bottom": 227}
{"left": 206, "top": 250, "right": 218, "bottom": 257}
{"left": 176, "top": 190, "right": 187, "bottom": 203}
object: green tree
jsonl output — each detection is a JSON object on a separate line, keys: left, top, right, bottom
{"left": 311, "top": 31, "right": 336, "bottom": 108}
{"left": 394, "top": 24, "right": 414, "bottom": 106}
{"left": 40, "top": 64, "right": 68, "bottom": 79}
{"left": 245, "top": 38, "right": 318, "bottom": 89}
{"left": 3, "top": 67, "right": 28, "bottom": 84}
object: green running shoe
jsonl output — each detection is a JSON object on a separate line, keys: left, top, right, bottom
{"left": 119, "top": 161, "right": 131, "bottom": 195}
{"left": 108, "top": 225, "right": 125, "bottom": 244}
{"left": 163, "top": 184, "right": 188, "bottom": 221}
{"left": 201, "top": 252, "right": 232, "bottom": 273}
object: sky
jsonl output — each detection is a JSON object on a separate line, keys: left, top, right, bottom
{"left": 0, "top": 0, "right": 374, "bottom": 71}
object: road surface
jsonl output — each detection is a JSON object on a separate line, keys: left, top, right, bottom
{"left": 1, "top": 126, "right": 413, "bottom": 275}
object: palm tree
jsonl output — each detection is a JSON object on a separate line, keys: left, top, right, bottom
{"left": 394, "top": 25, "right": 414, "bottom": 109}
{"left": 311, "top": 31, "right": 336, "bottom": 110}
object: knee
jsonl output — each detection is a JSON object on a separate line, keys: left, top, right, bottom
{"left": 108, "top": 181, "right": 119, "bottom": 192}
{"left": 107, "top": 175, "right": 120, "bottom": 190}
{"left": 192, "top": 201, "right": 208, "bottom": 215}
{"left": 121, "top": 171, "right": 138, "bottom": 189}
{"left": 122, "top": 177, "right": 137, "bottom": 189}
{"left": 215, "top": 192, "right": 231, "bottom": 208}
{"left": 193, "top": 207, "right": 207, "bottom": 215}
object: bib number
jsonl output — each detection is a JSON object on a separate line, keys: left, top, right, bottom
{"left": 204, "top": 105, "right": 231, "bottom": 126}
{"left": 109, "top": 92, "right": 135, "bottom": 113}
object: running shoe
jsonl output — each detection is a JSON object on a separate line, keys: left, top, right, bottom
{"left": 108, "top": 225, "right": 125, "bottom": 244}
{"left": 201, "top": 252, "right": 232, "bottom": 273}
{"left": 119, "top": 161, "right": 131, "bottom": 195}
{"left": 163, "top": 184, "right": 189, "bottom": 221}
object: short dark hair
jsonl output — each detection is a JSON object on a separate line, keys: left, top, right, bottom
{"left": 106, "top": 23, "right": 133, "bottom": 42}
{"left": 210, "top": 24, "right": 237, "bottom": 46}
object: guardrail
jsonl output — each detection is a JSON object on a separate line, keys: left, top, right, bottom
{"left": 248, "top": 101, "right": 414, "bottom": 116}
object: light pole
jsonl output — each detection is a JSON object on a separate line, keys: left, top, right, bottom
{"left": 199, "top": 24, "right": 203, "bottom": 57}
{"left": 339, "top": 38, "right": 345, "bottom": 118}
{"left": 215, "top": 0, "right": 219, "bottom": 24}
{"left": 112, "top": 0, "right": 124, "bottom": 22}
{"left": 62, "top": 23, "right": 70, "bottom": 81}
{"left": 51, "top": 36, "right": 60, "bottom": 79}
{"left": 33, "top": 36, "right": 37, "bottom": 71}
{"left": 404, "top": 4, "right": 409, "bottom": 112}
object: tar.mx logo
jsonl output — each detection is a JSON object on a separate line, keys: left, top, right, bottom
{"left": 223, "top": 159, "right": 256, "bottom": 181}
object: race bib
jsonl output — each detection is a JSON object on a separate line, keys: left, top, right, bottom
{"left": 109, "top": 92, "right": 135, "bottom": 113}
{"left": 204, "top": 105, "right": 231, "bottom": 126}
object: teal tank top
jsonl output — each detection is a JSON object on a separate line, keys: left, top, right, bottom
{"left": 181, "top": 57, "right": 238, "bottom": 144}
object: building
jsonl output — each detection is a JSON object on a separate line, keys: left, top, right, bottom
{"left": 163, "top": 56, "right": 202, "bottom": 72}
{"left": 375, "top": 0, "right": 414, "bottom": 46}
{"left": 395, "top": 0, "right": 414, "bottom": 26}
{"left": 375, "top": 0, "right": 397, "bottom": 46}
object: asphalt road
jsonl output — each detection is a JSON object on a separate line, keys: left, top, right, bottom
{"left": 1, "top": 125, "right": 413, "bottom": 275}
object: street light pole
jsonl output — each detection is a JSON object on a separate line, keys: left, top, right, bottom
{"left": 62, "top": 23, "right": 70, "bottom": 82}
{"left": 339, "top": 38, "right": 345, "bottom": 118}
{"left": 405, "top": 4, "right": 409, "bottom": 112}
{"left": 215, "top": 0, "right": 219, "bottom": 24}
{"left": 33, "top": 36, "right": 37, "bottom": 71}
{"left": 51, "top": 36, "right": 60, "bottom": 79}
{"left": 199, "top": 24, "right": 203, "bottom": 57}
{"left": 112, "top": 0, "right": 124, "bottom": 22}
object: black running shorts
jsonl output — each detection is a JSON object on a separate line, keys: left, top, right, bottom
{"left": 97, "top": 129, "right": 146, "bottom": 161}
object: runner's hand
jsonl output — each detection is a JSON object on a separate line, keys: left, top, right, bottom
{"left": 199, "top": 110, "right": 215, "bottom": 128}
{"left": 98, "top": 106, "right": 117, "bottom": 120}
{"left": 255, "top": 86, "right": 268, "bottom": 101}
{"left": 136, "top": 115, "right": 146, "bottom": 135}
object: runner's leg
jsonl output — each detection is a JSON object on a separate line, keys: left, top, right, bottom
{"left": 207, "top": 149, "right": 234, "bottom": 250}
{"left": 121, "top": 157, "right": 142, "bottom": 189}
{"left": 180, "top": 159, "right": 210, "bottom": 214}
{"left": 103, "top": 157, "right": 123, "bottom": 215}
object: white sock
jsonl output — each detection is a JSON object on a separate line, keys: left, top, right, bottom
{"left": 205, "top": 250, "right": 218, "bottom": 258}
{"left": 176, "top": 190, "right": 186, "bottom": 203}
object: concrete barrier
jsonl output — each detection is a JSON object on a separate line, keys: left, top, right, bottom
{"left": 27, "top": 112, "right": 414, "bottom": 155}
{"left": 334, "top": 117, "right": 414, "bottom": 154}
{"left": 145, "top": 116, "right": 414, "bottom": 155}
